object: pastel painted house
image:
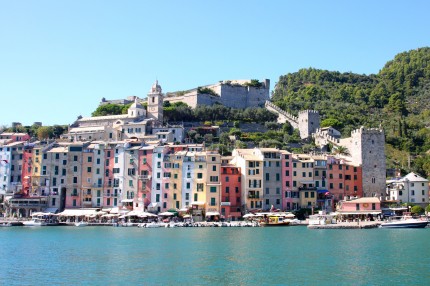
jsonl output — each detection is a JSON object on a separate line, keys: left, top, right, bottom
{"left": 337, "top": 197, "right": 381, "bottom": 216}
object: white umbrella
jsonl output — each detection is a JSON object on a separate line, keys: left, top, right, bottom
{"left": 243, "top": 213, "right": 255, "bottom": 218}
{"left": 158, "top": 212, "right": 174, "bottom": 216}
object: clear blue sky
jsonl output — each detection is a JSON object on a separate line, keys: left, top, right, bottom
{"left": 1, "top": 0, "right": 429, "bottom": 127}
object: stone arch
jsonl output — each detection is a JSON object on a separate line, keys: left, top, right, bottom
{"left": 18, "top": 208, "right": 26, "bottom": 218}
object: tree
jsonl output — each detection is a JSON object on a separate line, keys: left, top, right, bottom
{"left": 411, "top": 205, "right": 424, "bottom": 215}
{"left": 92, "top": 104, "right": 124, "bottom": 116}
{"left": 332, "top": 146, "right": 350, "bottom": 156}
{"left": 37, "top": 126, "right": 53, "bottom": 140}
{"left": 320, "top": 118, "right": 343, "bottom": 130}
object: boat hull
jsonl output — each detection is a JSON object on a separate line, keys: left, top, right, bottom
{"left": 260, "top": 222, "right": 290, "bottom": 227}
{"left": 380, "top": 221, "right": 428, "bottom": 228}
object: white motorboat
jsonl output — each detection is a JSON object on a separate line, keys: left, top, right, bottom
{"left": 74, "top": 221, "right": 89, "bottom": 227}
{"left": 380, "top": 216, "right": 428, "bottom": 228}
{"left": 22, "top": 218, "right": 45, "bottom": 226}
{"left": 23, "top": 213, "right": 59, "bottom": 226}
{"left": 308, "top": 213, "right": 336, "bottom": 225}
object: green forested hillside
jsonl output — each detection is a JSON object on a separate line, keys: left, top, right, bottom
{"left": 272, "top": 47, "right": 430, "bottom": 178}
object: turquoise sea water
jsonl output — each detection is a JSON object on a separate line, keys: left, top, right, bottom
{"left": 0, "top": 226, "right": 429, "bottom": 285}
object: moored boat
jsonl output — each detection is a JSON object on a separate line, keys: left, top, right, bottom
{"left": 380, "top": 216, "right": 428, "bottom": 228}
{"left": 23, "top": 213, "right": 59, "bottom": 226}
{"left": 74, "top": 221, "right": 89, "bottom": 227}
{"left": 260, "top": 216, "right": 290, "bottom": 227}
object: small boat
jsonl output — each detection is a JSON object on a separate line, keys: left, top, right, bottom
{"left": 0, "top": 222, "right": 12, "bottom": 227}
{"left": 380, "top": 215, "right": 428, "bottom": 228}
{"left": 260, "top": 216, "right": 290, "bottom": 227}
{"left": 22, "top": 213, "right": 59, "bottom": 226}
{"left": 22, "top": 219, "right": 45, "bottom": 226}
{"left": 308, "top": 213, "right": 336, "bottom": 226}
{"left": 74, "top": 221, "right": 89, "bottom": 227}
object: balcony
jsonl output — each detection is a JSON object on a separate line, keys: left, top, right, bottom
{"left": 138, "top": 175, "right": 151, "bottom": 181}
{"left": 103, "top": 192, "right": 119, "bottom": 197}
{"left": 70, "top": 193, "right": 79, "bottom": 197}
{"left": 248, "top": 194, "right": 260, "bottom": 199}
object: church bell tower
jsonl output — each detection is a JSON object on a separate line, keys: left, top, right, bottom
{"left": 147, "top": 80, "right": 163, "bottom": 125}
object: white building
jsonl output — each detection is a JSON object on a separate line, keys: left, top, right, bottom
{"left": 387, "top": 172, "right": 429, "bottom": 206}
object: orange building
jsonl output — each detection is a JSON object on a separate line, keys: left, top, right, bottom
{"left": 327, "top": 156, "right": 363, "bottom": 206}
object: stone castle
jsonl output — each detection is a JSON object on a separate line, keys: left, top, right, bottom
{"left": 266, "top": 101, "right": 386, "bottom": 197}
{"left": 164, "top": 79, "right": 270, "bottom": 109}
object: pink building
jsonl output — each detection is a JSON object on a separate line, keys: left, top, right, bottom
{"left": 104, "top": 146, "right": 117, "bottom": 208}
{"left": 337, "top": 197, "right": 381, "bottom": 218}
{"left": 138, "top": 146, "right": 153, "bottom": 211}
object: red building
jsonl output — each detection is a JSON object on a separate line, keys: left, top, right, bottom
{"left": 220, "top": 163, "right": 241, "bottom": 221}
{"left": 327, "top": 156, "right": 363, "bottom": 207}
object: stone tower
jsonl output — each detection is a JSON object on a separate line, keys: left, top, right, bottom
{"left": 147, "top": 80, "right": 164, "bottom": 124}
{"left": 349, "top": 127, "right": 386, "bottom": 197}
{"left": 297, "top": 110, "right": 320, "bottom": 139}
{"left": 127, "top": 97, "right": 146, "bottom": 118}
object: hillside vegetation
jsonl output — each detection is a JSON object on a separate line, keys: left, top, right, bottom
{"left": 272, "top": 47, "right": 430, "bottom": 178}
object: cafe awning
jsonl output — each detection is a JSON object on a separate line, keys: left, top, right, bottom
{"left": 205, "top": 211, "right": 220, "bottom": 216}
{"left": 191, "top": 201, "right": 205, "bottom": 206}
{"left": 338, "top": 210, "right": 381, "bottom": 215}
{"left": 58, "top": 209, "right": 98, "bottom": 216}
{"left": 44, "top": 207, "right": 58, "bottom": 214}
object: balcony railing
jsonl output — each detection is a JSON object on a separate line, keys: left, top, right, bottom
{"left": 138, "top": 175, "right": 151, "bottom": 181}
{"left": 248, "top": 194, "right": 260, "bottom": 199}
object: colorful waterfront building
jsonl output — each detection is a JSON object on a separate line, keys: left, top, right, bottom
{"left": 327, "top": 156, "right": 363, "bottom": 207}
{"left": 255, "top": 148, "right": 283, "bottom": 211}
{"left": 137, "top": 145, "right": 154, "bottom": 211}
{"left": 103, "top": 143, "right": 117, "bottom": 209}
{"left": 205, "top": 151, "right": 221, "bottom": 218}
{"left": 292, "top": 154, "right": 317, "bottom": 209}
{"left": 231, "top": 149, "right": 263, "bottom": 213}
{"left": 280, "top": 150, "right": 295, "bottom": 211}
{"left": 220, "top": 161, "right": 241, "bottom": 220}
{"left": 65, "top": 143, "right": 85, "bottom": 208}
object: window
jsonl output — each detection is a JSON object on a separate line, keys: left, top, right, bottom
{"left": 87, "top": 167, "right": 92, "bottom": 173}
{"left": 156, "top": 194, "right": 160, "bottom": 202}
{"left": 266, "top": 188, "right": 269, "bottom": 194}
{"left": 265, "top": 199, "right": 269, "bottom": 205}
{"left": 210, "top": 198, "right": 216, "bottom": 206}
{"left": 265, "top": 173, "right": 270, "bottom": 181}
{"left": 212, "top": 166, "right": 216, "bottom": 171}
{"left": 164, "top": 193, "right": 167, "bottom": 199}
{"left": 329, "top": 183, "right": 333, "bottom": 189}
{"left": 197, "top": 173, "right": 203, "bottom": 179}
{"left": 194, "top": 193, "right": 198, "bottom": 201}
{"left": 305, "top": 192, "right": 309, "bottom": 198}
{"left": 165, "top": 183, "right": 169, "bottom": 189}
{"left": 276, "top": 173, "right": 280, "bottom": 181}
{"left": 210, "top": 187, "right": 216, "bottom": 193}
{"left": 339, "top": 183, "right": 343, "bottom": 189}
{"left": 311, "top": 192, "right": 315, "bottom": 198}
{"left": 285, "top": 170, "right": 289, "bottom": 176}
{"left": 73, "top": 177, "right": 77, "bottom": 184}
{"left": 226, "top": 187, "right": 230, "bottom": 193}
{"left": 88, "top": 157, "right": 92, "bottom": 163}
{"left": 225, "top": 176, "right": 229, "bottom": 182}
{"left": 186, "top": 182, "right": 190, "bottom": 189}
